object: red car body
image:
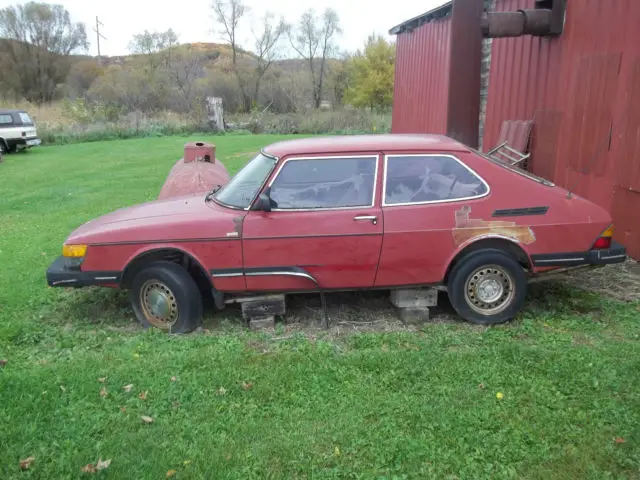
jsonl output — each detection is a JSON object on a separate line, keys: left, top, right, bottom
{"left": 47, "top": 134, "right": 627, "bottom": 330}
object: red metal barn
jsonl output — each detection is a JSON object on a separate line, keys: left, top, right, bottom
{"left": 390, "top": 0, "right": 640, "bottom": 259}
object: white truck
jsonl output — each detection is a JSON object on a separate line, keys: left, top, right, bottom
{"left": 0, "top": 109, "right": 41, "bottom": 154}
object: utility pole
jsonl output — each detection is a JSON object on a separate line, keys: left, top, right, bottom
{"left": 93, "top": 16, "right": 107, "bottom": 63}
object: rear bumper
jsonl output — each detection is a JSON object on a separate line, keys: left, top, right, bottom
{"left": 46, "top": 256, "right": 121, "bottom": 287}
{"left": 531, "top": 241, "right": 627, "bottom": 268}
{"left": 7, "top": 136, "right": 41, "bottom": 148}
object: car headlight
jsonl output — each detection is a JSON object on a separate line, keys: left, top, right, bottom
{"left": 62, "top": 244, "right": 87, "bottom": 258}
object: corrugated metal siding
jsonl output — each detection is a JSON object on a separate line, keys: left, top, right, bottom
{"left": 391, "top": 17, "right": 451, "bottom": 134}
{"left": 483, "top": 0, "right": 640, "bottom": 258}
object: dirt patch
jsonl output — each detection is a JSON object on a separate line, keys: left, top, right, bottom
{"left": 204, "top": 290, "right": 464, "bottom": 336}
{"left": 550, "top": 259, "right": 640, "bottom": 302}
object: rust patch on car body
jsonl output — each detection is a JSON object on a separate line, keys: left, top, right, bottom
{"left": 232, "top": 216, "right": 244, "bottom": 235}
{"left": 453, "top": 205, "right": 536, "bottom": 246}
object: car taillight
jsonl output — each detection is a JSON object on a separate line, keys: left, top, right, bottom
{"left": 22, "top": 131, "right": 26, "bottom": 137}
{"left": 592, "top": 225, "right": 614, "bottom": 250}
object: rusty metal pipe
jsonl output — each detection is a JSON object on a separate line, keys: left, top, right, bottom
{"left": 481, "top": 11, "right": 525, "bottom": 38}
{"left": 520, "top": 9, "right": 553, "bottom": 36}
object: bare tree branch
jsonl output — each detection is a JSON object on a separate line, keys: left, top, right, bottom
{"left": 288, "top": 8, "right": 340, "bottom": 108}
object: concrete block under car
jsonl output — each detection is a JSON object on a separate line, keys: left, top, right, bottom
{"left": 240, "top": 294, "right": 286, "bottom": 320}
{"left": 390, "top": 288, "right": 438, "bottom": 309}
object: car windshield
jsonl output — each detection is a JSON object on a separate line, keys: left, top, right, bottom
{"left": 213, "top": 152, "right": 277, "bottom": 209}
{"left": 473, "top": 148, "right": 555, "bottom": 187}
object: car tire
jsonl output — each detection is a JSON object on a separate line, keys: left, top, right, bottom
{"left": 447, "top": 249, "right": 527, "bottom": 325}
{"left": 130, "top": 261, "right": 203, "bottom": 333}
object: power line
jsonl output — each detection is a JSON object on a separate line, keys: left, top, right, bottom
{"left": 93, "top": 16, "right": 107, "bottom": 63}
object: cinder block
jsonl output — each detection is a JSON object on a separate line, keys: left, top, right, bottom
{"left": 241, "top": 294, "right": 286, "bottom": 320}
{"left": 390, "top": 288, "right": 438, "bottom": 308}
{"left": 249, "top": 316, "right": 275, "bottom": 331}
{"left": 398, "top": 307, "right": 430, "bottom": 325}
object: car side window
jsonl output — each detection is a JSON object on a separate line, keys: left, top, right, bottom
{"left": 384, "top": 154, "right": 488, "bottom": 205}
{"left": 0, "top": 114, "right": 13, "bottom": 125}
{"left": 270, "top": 157, "right": 377, "bottom": 209}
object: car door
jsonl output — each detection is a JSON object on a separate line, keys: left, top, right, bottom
{"left": 375, "top": 152, "right": 491, "bottom": 287}
{"left": 241, "top": 153, "right": 384, "bottom": 291}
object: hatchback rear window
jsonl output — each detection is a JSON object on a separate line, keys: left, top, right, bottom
{"left": 474, "top": 149, "right": 555, "bottom": 187}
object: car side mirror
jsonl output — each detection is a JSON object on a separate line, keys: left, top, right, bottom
{"left": 252, "top": 187, "right": 274, "bottom": 212}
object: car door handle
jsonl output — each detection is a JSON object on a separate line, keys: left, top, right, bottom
{"left": 353, "top": 215, "right": 378, "bottom": 225}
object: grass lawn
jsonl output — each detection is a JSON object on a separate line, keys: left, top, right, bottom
{"left": 1, "top": 135, "right": 639, "bottom": 479}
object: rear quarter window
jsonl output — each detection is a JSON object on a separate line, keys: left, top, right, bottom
{"left": 0, "top": 114, "right": 13, "bottom": 126}
{"left": 18, "top": 112, "right": 33, "bottom": 125}
{"left": 384, "top": 154, "right": 489, "bottom": 205}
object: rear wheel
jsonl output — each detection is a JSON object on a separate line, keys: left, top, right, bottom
{"left": 130, "top": 261, "right": 203, "bottom": 333}
{"left": 447, "top": 249, "right": 527, "bottom": 325}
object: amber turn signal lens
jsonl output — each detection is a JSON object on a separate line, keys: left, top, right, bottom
{"left": 600, "top": 225, "right": 614, "bottom": 238}
{"left": 62, "top": 244, "right": 87, "bottom": 258}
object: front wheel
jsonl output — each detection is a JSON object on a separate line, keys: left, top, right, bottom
{"left": 447, "top": 249, "right": 527, "bottom": 325}
{"left": 130, "top": 261, "right": 203, "bottom": 333}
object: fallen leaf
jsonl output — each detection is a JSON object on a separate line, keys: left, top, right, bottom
{"left": 166, "top": 469, "right": 177, "bottom": 478}
{"left": 241, "top": 381, "right": 253, "bottom": 391}
{"left": 133, "top": 353, "right": 140, "bottom": 359}
{"left": 122, "top": 384, "right": 133, "bottom": 392}
{"left": 170, "top": 376, "right": 177, "bottom": 382}
{"left": 96, "top": 458, "right": 111, "bottom": 471}
{"left": 120, "top": 407, "right": 126, "bottom": 413}
{"left": 98, "top": 377, "right": 107, "bottom": 383}
{"left": 334, "top": 446, "right": 341, "bottom": 456}
{"left": 615, "top": 437, "right": 625, "bottom": 444}
{"left": 60, "top": 385, "right": 66, "bottom": 392}
{"left": 478, "top": 383, "right": 485, "bottom": 390}
{"left": 138, "top": 390, "right": 148, "bottom": 400}
{"left": 81, "top": 463, "right": 96, "bottom": 473}
{"left": 19, "top": 456, "right": 35, "bottom": 470}
{"left": 381, "top": 344, "right": 389, "bottom": 352}
{"left": 183, "top": 460, "right": 191, "bottom": 466}
{"left": 0, "top": 359, "right": 7, "bottom": 368}
{"left": 99, "top": 387, "right": 107, "bottom": 398}
{"left": 496, "top": 392, "right": 504, "bottom": 400}
{"left": 217, "top": 387, "right": 227, "bottom": 395}
{"left": 172, "top": 401, "right": 181, "bottom": 408}
{"left": 141, "top": 415, "right": 154, "bottom": 424}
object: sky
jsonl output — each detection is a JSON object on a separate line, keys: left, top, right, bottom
{"left": 0, "top": 0, "right": 448, "bottom": 57}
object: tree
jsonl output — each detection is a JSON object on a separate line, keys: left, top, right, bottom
{"left": 289, "top": 8, "right": 341, "bottom": 109}
{"left": 344, "top": 34, "right": 395, "bottom": 111}
{"left": 128, "top": 29, "right": 179, "bottom": 72}
{"left": 251, "top": 12, "right": 286, "bottom": 108}
{"left": 167, "top": 46, "right": 205, "bottom": 112}
{"left": 211, "top": 0, "right": 251, "bottom": 111}
{"left": 0, "top": 2, "right": 88, "bottom": 103}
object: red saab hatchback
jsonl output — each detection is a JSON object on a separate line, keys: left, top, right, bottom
{"left": 47, "top": 134, "right": 627, "bottom": 332}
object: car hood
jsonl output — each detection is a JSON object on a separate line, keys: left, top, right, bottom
{"left": 66, "top": 194, "right": 243, "bottom": 245}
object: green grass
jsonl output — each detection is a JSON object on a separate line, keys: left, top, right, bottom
{"left": 1, "top": 136, "right": 639, "bottom": 479}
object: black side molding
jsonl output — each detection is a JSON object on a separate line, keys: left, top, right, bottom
{"left": 492, "top": 206, "right": 549, "bottom": 217}
{"left": 531, "top": 241, "right": 627, "bottom": 267}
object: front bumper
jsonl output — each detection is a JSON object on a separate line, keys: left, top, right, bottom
{"left": 46, "top": 256, "right": 121, "bottom": 287}
{"left": 531, "top": 241, "right": 627, "bottom": 268}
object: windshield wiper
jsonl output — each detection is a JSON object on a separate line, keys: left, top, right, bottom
{"left": 205, "top": 184, "right": 222, "bottom": 202}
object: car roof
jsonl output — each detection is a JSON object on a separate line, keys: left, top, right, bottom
{"left": 263, "top": 134, "right": 472, "bottom": 158}
{"left": 0, "top": 109, "right": 27, "bottom": 115}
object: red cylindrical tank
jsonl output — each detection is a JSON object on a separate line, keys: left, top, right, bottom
{"left": 158, "top": 141, "right": 230, "bottom": 200}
